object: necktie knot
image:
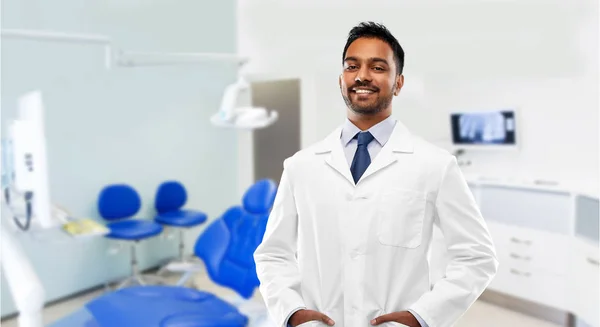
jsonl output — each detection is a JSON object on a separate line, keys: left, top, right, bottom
{"left": 356, "top": 131, "right": 375, "bottom": 147}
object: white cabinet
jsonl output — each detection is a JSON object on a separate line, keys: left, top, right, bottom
{"left": 571, "top": 194, "right": 599, "bottom": 327}
{"left": 479, "top": 184, "right": 573, "bottom": 311}
{"left": 487, "top": 221, "right": 569, "bottom": 311}
{"left": 446, "top": 179, "right": 599, "bottom": 324}
{"left": 467, "top": 181, "right": 599, "bottom": 325}
{"left": 570, "top": 238, "right": 599, "bottom": 327}
{"left": 478, "top": 185, "right": 572, "bottom": 234}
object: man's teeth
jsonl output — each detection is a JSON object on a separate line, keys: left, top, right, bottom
{"left": 355, "top": 89, "right": 374, "bottom": 94}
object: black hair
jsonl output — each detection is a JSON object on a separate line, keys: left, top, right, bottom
{"left": 342, "top": 21, "right": 405, "bottom": 75}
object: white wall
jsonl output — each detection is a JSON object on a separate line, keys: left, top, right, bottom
{"left": 237, "top": 0, "right": 599, "bottom": 192}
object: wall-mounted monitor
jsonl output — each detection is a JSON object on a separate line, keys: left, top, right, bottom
{"left": 450, "top": 109, "right": 517, "bottom": 149}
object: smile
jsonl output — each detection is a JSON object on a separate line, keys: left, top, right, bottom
{"left": 352, "top": 87, "right": 378, "bottom": 94}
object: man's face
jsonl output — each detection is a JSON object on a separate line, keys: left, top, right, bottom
{"left": 340, "top": 37, "right": 403, "bottom": 116}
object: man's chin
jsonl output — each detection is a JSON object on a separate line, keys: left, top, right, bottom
{"left": 350, "top": 106, "right": 382, "bottom": 116}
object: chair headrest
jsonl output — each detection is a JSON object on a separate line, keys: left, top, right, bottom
{"left": 98, "top": 184, "right": 141, "bottom": 220}
{"left": 242, "top": 179, "right": 277, "bottom": 214}
{"left": 155, "top": 180, "right": 187, "bottom": 214}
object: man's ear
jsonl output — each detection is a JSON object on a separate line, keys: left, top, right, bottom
{"left": 394, "top": 74, "right": 404, "bottom": 96}
{"left": 338, "top": 74, "right": 342, "bottom": 90}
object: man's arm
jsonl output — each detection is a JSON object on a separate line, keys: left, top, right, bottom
{"left": 408, "top": 156, "right": 499, "bottom": 327}
{"left": 254, "top": 159, "right": 306, "bottom": 327}
{"left": 408, "top": 309, "right": 428, "bottom": 327}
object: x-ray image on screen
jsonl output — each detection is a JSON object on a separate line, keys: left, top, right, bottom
{"left": 451, "top": 110, "right": 516, "bottom": 145}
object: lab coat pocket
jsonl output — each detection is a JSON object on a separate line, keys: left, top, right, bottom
{"left": 295, "top": 321, "right": 320, "bottom": 327}
{"left": 377, "top": 188, "right": 425, "bottom": 248}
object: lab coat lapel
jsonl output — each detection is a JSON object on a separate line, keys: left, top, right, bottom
{"left": 359, "top": 120, "right": 415, "bottom": 182}
{"left": 314, "top": 127, "right": 355, "bottom": 186}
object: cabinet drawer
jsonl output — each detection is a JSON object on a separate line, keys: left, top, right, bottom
{"left": 488, "top": 222, "right": 568, "bottom": 276}
{"left": 489, "top": 263, "right": 568, "bottom": 310}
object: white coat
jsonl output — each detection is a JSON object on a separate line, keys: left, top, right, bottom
{"left": 254, "top": 120, "right": 499, "bottom": 327}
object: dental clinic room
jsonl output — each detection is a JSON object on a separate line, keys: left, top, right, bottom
{"left": 1, "top": 1, "right": 599, "bottom": 327}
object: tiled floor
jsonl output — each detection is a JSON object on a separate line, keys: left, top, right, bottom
{"left": 1, "top": 272, "right": 563, "bottom": 327}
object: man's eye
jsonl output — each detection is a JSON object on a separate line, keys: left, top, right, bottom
{"left": 346, "top": 65, "right": 358, "bottom": 70}
{"left": 373, "top": 67, "right": 385, "bottom": 71}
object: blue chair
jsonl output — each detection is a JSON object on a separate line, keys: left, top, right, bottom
{"left": 153, "top": 180, "right": 208, "bottom": 276}
{"left": 85, "top": 287, "right": 247, "bottom": 327}
{"left": 98, "top": 184, "right": 164, "bottom": 288}
{"left": 84, "top": 179, "right": 278, "bottom": 327}
{"left": 195, "top": 179, "right": 276, "bottom": 298}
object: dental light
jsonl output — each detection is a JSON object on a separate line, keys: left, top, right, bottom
{"left": 2, "top": 29, "right": 279, "bottom": 130}
{"left": 210, "top": 75, "right": 278, "bottom": 130}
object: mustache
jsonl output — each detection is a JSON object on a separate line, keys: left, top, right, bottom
{"left": 349, "top": 81, "right": 379, "bottom": 92}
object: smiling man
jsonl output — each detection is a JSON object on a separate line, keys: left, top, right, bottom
{"left": 254, "top": 22, "right": 499, "bottom": 327}
{"left": 340, "top": 36, "right": 400, "bottom": 123}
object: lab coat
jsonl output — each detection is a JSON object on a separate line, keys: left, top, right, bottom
{"left": 254, "top": 121, "right": 499, "bottom": 327}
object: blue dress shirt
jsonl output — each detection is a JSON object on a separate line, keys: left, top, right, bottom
{"left": 340, "top": 116, "right": 396, "bottom": 168}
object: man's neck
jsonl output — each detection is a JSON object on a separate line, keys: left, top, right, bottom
{"left": 347, "top": 111, "right": 391, "bottom": 131}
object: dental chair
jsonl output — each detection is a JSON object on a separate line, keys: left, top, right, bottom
{"left": 84, "top": 179, "right": 278, "bottom": 327}
{"left": 196, "top": 179, "right": 276, "bottom": 298}
{"left": 153, "top": 180, "right": 208, "bottom": 279}
{"left": 98, "top": 184, "right": 164, "bottom": 289}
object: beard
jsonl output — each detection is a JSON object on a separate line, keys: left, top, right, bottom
{"left": 342, "top": 84, "right": 394, "bottom": 116}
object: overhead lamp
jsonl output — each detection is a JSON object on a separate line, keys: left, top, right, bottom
{"left": 1, "top": 29, "right": 279, "bottom": 129}
{"left": 210, "top": 75, "right": 278, "bottom": 130}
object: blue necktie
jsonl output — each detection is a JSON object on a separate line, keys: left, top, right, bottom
{"left": 350, "top": 131, "right": 375, "bottom": 184}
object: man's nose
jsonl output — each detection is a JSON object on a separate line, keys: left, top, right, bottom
{"left": 355, "top": 66, "right": 372, "bottom": 83}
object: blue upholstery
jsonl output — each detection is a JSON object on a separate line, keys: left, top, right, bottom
{"left": 195, "top": 179, "right": 277, "bottom": 299}
{"left": 243, "top": 179, "right": 278, "bottom": 214}
{"left": 154, "top": 181, "right": 208, "bottom": 227}
{"left": 85, "top": 286, "right": 248, "bottom": 327}
{"left": 155, "top": 181, "right": 188, "bottom": 214}
{"left": 98, "top": 184, "right": 163, "bottom": 241}
{"left": 84, "top": 179, "right": 278, "bottom": 327}
{"left": 106, "top": 220, "right": 163, "bottom": 240}
{"left": 98, "top": 184, "right": 141, "bottom": 220}
{"left": 155, "top": 209, "right": 208, "bottom": 227}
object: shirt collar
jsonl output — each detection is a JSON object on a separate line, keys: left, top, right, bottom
{"left": 341, "top": 115, "right": 397, "bottom": 147}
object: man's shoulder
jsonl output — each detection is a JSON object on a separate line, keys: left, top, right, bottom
{"left": 411, "top": 134, "right": 455, "bottom": 166}
{"left": 283, "top": 128, "right": 341, "bottom": 168}
{"left": 283, "top": 141, "right": 324, "bottom": 168}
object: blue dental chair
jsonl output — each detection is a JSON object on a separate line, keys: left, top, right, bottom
{"left": 83, "top": 179, "right": 278, "bottom": 327}
{"left": 98, "top": 184, "right": 164, "bottom": 288}
{"left": 153, "top": 180, "right": 208, "bottom": 276}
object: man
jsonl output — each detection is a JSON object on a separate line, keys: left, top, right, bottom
{"left": 254, "top": 22, "right": 498, "bottom": 327}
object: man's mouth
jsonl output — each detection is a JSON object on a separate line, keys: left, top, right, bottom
{"left": 352, "top": 87, "right": 377, "bottom": 94}
{"left": 352, "top": 87, "right": 378, "bottom": 95}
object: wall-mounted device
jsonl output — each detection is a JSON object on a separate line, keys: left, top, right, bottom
{"left": 1, "top": 90, "right": 54, "bottom": 327}
{"left": 6, "top": 91, "right": 54, "bottom": 230}
{"left": 450, "top": 109, "right": 518, "bottom": 150}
